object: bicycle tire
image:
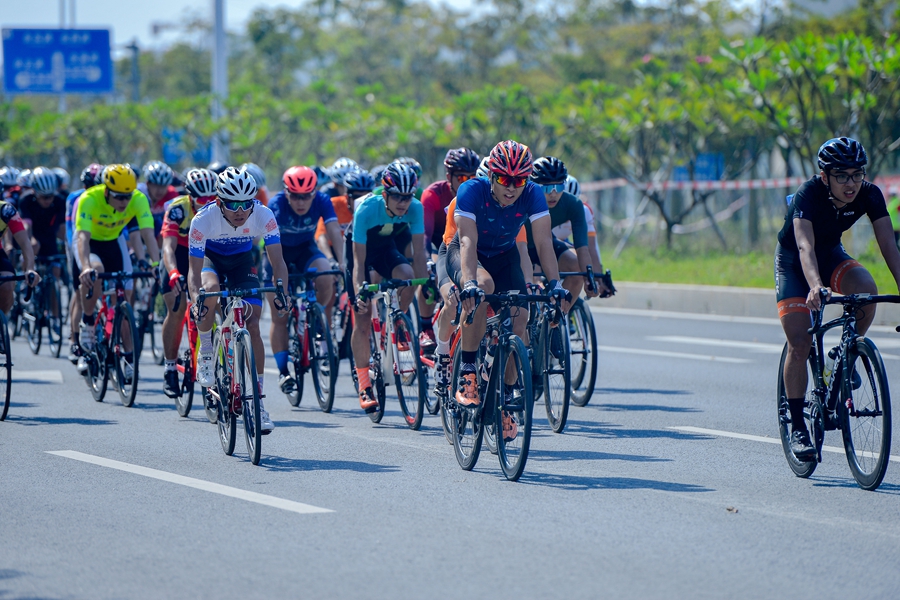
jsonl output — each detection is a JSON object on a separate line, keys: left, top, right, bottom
{"left": 45, "top": 275, "right": 63, "bottom": 358}
{"left": 113, "top": 302, "right": 139, "bottom": 407}
{"left": 496, "top": 334, "right": 534, "bottom": 482}
{"left": 570, "top": 299, "right": 598, "bottom": 407}
{"left": 285, "top": 310, "right": 303, "bottom": 407}
{"left": 776, "top": 343, "right": 819, "bottom": 478}
{"left": 369, "top": 325, "right": 386, "bottom": 424}
{"left": 542, "top": 317, "right": 571, "bottom": 433}
{"left": 214, "top": 330, "right": 236, "bottom": 455}
{"left": 24, "top": 287, "right": 41, "bottom": 355}
{"left": 309, "top": 303, "right": 338, "bottom": 413}
{"left": 450, "top": 348, "right": 483, "bottom": 470}
{"left": 175, "top": 315, "right": 196, "bottom": 417}
{"left": 236, "top": 330, "right": 262, "bottom": 465}
{"left": 393, "top": 312, "right": 425, "bottom": 430}
{"left": 88, "top": 315, "right": 109, "bottom": 402}
{"left": 841, "top": 338, "right": 892, "bottom": 490}
{"left": 0, "top": 312, "right": 11, "bottom": 421}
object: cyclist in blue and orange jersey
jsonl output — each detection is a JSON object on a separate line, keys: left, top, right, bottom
{"left": 450, "top": 140, "right": 570, "bottom": 409}
{"left": 322, "top": 157, "right": 358, "bottom": 199}
{"left": 189, "top": 168, "right": 289, "bottom": 434}
{"left": 525, "top": 157, "right": 605, "bottom": 299}
{"left": 159, "top": 168, "right": 217, "bottom": 398}
{"left": 350, "top": 163, "right": 428, "bottom": 413}
{"left": 266, "top": 165, "right": 345, "bottom": 395}
{"left": 0, "top": 179, "right": 41, "bottom": 313}
{"left": 314, "top": 168, "right": 374, "bottom": 262}
{"left": 139, "top": 161, "right": 181, "bottom": 237}
{"left": 241, "top": 162, "right": 270, "bottom": 206}
{"left": 63, "top": 163, "right": 104, "bottom": 361}
{"left": 776, "top": 137, "right": 900, "bottom": 460}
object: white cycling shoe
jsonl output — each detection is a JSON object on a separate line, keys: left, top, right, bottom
{"left": 197, "top": 352, "right": 214, "bottom": 387}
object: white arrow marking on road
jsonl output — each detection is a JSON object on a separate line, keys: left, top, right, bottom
{"left": 46, "top": 451, "right": 333, "bottom": 514}
{"left": 15, "top": 370, "right": 63, "bottom": 383}
{"left": 598, "top": 346, "right": 751, "bottom": 364}
{"left": 669, "top": 426, "right": 900, "bottom": 463}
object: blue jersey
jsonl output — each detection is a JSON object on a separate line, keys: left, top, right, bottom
{"left": 351, "top": 193, "right": 425, "bottom": 245}
{"left": 455, "top": 178, "right": 549, "bottom": 257}
{"left": 269, "top": 190, "right": 337, "bottom": 247}
{"left": 65, "top": 189, "right": 85, "bottom": 246}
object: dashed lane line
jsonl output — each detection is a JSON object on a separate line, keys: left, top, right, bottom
{"left": 598, "top": 346, "right": 751, "bottom": 364}
{"left": 46, "top": 450, "right": 333, "bottom": 515}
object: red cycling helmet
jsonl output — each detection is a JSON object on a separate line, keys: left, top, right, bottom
{"left": 488, "top": 140, "right": 533, "bottom": 177}
{"left": 283, "top": 166, "right": 317, "bottom": 194}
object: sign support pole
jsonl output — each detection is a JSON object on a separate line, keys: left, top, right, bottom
{"left": 211, "top": 0, "right": 229, "bottom": 164}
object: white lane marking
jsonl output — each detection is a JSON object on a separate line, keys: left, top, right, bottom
{"left": 598, "top": 346, "right": 751, "bottom": 364}
{"left": 46, "top": 451, "right": 333, "bottom": 514}
{"left": 669, "top": 426, "right": 900, "bottom": 463}
{"left": 15, "top": 370, "right": 63, "bottom": 383}
{"left": 648, "top": 335, "right": 783, "bottom": 354}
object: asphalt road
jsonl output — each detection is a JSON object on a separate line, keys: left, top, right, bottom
{"left": 1, "top": 305, "right": 899, "bottom": 599}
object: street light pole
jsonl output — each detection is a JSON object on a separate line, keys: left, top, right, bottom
{"left": 58, "top": 0, "right": 67, "bottom": 168}
{"left": 211, "top": 0, "right": 229, "bottom": 164}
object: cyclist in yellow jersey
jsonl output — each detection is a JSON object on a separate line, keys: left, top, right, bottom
{"left": 75, "top": 164, "right": 160, "bottom": 376}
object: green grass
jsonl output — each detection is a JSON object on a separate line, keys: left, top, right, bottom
{"left": 605, "top": 245, "right": 899, "bottom": 292}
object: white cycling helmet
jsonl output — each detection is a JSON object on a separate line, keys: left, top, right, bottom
{"left": 144, "top": 160, "right": 174, "bottom": 186}
{"left": 0, "top": 166, "right": 20, "bottom": 187}
{"left": 476, "top": 156, "right": 491, "bottom": 179}
{"left": 240, "top": 162, "right": 267, "bottom": 188}
{"left": 52, "top": 167, "right": 70, "bottom": 189}
{"left": 329, "top": 157, "right": 358, "bottom": 186}
{"left": 217, "top": 167, "right": 258, "bottom": 201}
{"left": 565, "top": 175, "right": 581, "bottom": 198}
{"left": 184, "top": 168, "right": 218, "bottom": 198}
{"left": 31, "top": 167, "right": 59, "bottom": 196}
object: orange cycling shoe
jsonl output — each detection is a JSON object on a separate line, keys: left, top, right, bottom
{"left": 359, "top": 387, "right": 378, "bottom": 413}
{"left": 455, "top": 372, "right": 480, "bottom": 407}
{"left": 501, "top": 411, "right": 518, "bottom": 442}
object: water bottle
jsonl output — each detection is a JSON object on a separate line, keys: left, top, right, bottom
{"left": 823, "top": 346, "right": 839, "bottom": 385}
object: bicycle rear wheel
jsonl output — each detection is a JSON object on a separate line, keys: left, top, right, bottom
{"left": 24, "top": 291, "right": 41, "bottom": 355}
{"left": 570, "top": 299, "right": 597, "bottom": 407}
{"left": 214, "top": 331, "right": 236, "bottom": 455}
{"left": 46, "top": 276, "right": 63, "bottom": 358}
{"left": 450, "top": 348, "right": 483, "bottom": 470}
{"left": 496, "top": 334, "right": 534, "bottom": 482}
{"left": 393, "top": 312, "right": 425, "bottom": 430}
{"left": 369, "top": 327, "right": 386, "bottom": 424}
{"left": 236, "top": 330, "right": 262, "bottom": 465}
{"left": 87, "top": 316, "right": 109, "bottom": 402}
{"left": 542, "top": 318, "right": 571, "bottom": 433}
{"left": 175, "top": 315, "right": 196, "bottom": 417}
{"left": 841, "top": 338, "right": 892, "bottom": 490}
{"left": 284, "top": 310, "right": 304, "bottom": 407}
{"left": 0, "top": 312, "right": 11, "bottom": 420}
{"left": 776, "top": 343, "right": 819, "bottom": 478}
{"left": 113, "top": 302, "right": 139, "bottom": 407}
{"left": 309, "top": 303, "right": 338, "bottom": 413}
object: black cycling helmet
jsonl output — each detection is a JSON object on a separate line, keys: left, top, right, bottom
{"left": 207, "top": 160, "right": 230, "bottom": 175}
{"left": 817, "top": 137, "right": 867, "bottom": 171}
{"left": 443, "top": 147, "right": 481, "bottom": 173}
{"left": 530, "top": 156, "right": 568, "bottom": 184}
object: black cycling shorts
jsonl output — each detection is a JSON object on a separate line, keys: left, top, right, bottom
{"left": 528, "top": 237, "right": 574, "bottom": 268}
{"left": 202, "top": 250, "right": 262, "bottom": 306}
{"left": 75, "top": 236, "right": 134, "bottom": 290}
{"left": 262, "top": 240, "right": 326, "bottom": 284}
{"left": 436, "top": 242, "right": 451, "bottom": 289}
{"left": 446, "top": 234, "right": 526, "bottom": 296}
{"left": 161, "top": 245, "right": 190, "bottom": 294}
{"left": 774, "top": 242, "right": 862, "bottom": 318}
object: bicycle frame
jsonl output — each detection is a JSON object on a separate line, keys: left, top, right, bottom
{"left": 288, "top": 269, "right": 343, "bottom": 371}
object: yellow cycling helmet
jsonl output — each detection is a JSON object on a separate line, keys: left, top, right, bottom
{"left": 103, "top": 164, "right": 137, "bottom": 194}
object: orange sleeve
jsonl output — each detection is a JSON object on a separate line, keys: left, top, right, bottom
{"left": 442, "top": 197, "right": 457, "bottom": 246}
{"left": 315, "top": 217, "right": 326, "bottom": 240}
{"left": 516, "top": 225, "right": 527, "bottom": 243}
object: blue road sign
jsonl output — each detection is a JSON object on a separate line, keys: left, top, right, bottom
{"left": 672, "top": 153, "right": 725, "bottom": 182}
{"left": 2, "top": 28, "right": 113, "bottom": 94}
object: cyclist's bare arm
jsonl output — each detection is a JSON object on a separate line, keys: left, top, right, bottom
{"left": 532, "top": 216, "right": 561, "bottom": 281}
{"left": 263, "top": 242, "right": 290, "bottom": 299}
{"left": 138, "top": 227, "right": 161, "bottom": 264}
{"left": 793, "top": 218, "right": 826, "bottom": 309}
{"left": 411, "top": 233, "right": 427, "bottom": 279}
{"left": 325, "top": 221, "right": 344, "bottom": 266}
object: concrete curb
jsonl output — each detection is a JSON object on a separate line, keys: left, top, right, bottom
{"left": 602, "top": 281, "right": 900, "bottom": 327}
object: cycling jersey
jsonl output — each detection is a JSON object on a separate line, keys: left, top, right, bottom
{"left": 351, "top": 192, "right": 424, "bottom": 245}
{"left": 777, "top": 177, "right": 888, "bottom": 254}
{"left": 0, "top": 201, "right": 26, "bottom": 236}
{"left": 315, "top": 195, "right": 353, "bottom": 241}
{"left": 75, "top": 184, "right": 154, "bottom": 242}
{"left": 454, "top": 178, "right": 548, "bottom": 258}
{"left": 443, "top": 197, "right": 526, "bottom": 247}
{"left": 65, "top": 189, "right": 86, "bottom": 246}
{"left": 269, "top": 190, "right": 337, "bottom": 247}
{"left": 18, "top": 192, "right": 66, "bottom": 256}
{"left": 160, "top": 196, "right": 196, "bottom": 248}
{"left": 523, "top": 191, "right": 587, "bottom": 249}
{"left": 137, "top": 182, "right": 180, "bottom": 216}
{"left": 188, "top": 202, "right": 281, "bottom": 259}
{"left": 421, "top": 180, "right": 454, "bottom": 250}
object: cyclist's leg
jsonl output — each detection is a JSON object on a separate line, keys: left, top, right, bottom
{"left": 0, "top": 250, "right": 15, "bottom": 313}
{"left": 557, "top": 243, "right": 584, "bottom": 302}
{"left": 68, "top": 254, "right": 82, "bottom": 349}
{"left": 830, "top": 256, "right": 878, "bottom": 334}
{"left": 161, "top": 247, "right": 189, "bottom": 364}
{"left": 263, "top": 251, "right": 292, "bottom": 384}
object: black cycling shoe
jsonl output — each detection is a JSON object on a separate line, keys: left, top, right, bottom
{"left": 790, "top": 429, "right": 816, "bottom": 462}
{"left": 850, "top": 367, "right": 862, "bottom": 390}
{"left": 163, "top": 370, "right": 181, "bottom": 399}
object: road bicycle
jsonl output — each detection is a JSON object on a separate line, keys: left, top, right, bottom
{"left": 21, "top": 254, "right": 67, "bottom": 358}
{"left": 527, "top": 287, "right": 571, "bottom": 434}
{"left": 0, "top": 273, "right": 34, "bottom": 420}
{"left": 351, "top": 278, "right": 431, "bottom": 429}
{"left": 284, "top": 268, "right": 342, "bottom": 412}
{"left": 81, "top": 271, "right": 154, "bottom": 407}
{"left": 165, "top": 277, "right": 202, "bottom": 418}
{"left": 198, "top": 281, "right": 288, "bottom": 466}
{"left": 447, "top": 290, "right": 554, "bottom": 482}
{"left": 777, "top": 290, "right": 898, "bottom": 490}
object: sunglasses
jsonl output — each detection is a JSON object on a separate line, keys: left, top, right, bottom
{"left": 109, "top": 191, "right": 133, "bottom": 201}
{"left": 830, "top": 171, "right": 865, "bottom": 184}
{"left": 387, "top": 193, "right": 414, "bottom": 203}
{"left": 193, "top": 195, "right": 216, "bottom": 206}
{"left": 453, "top": 173, "right": 476, "bottom": 183}
{"left": 221, "top": 199, "right": 254, "bottom": 211}
{"left": 494, "top": 174, "right": 528, "bottom": 188}
{"left": 288, "top": 191, "right": 315, "bottom": 201}
{"left": 541, "top": 183, "right": 565, "bottom": 194}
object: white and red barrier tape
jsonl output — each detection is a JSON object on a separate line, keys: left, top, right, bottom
{"left": 582, "top": 175, "right": 900, "bottom": 194}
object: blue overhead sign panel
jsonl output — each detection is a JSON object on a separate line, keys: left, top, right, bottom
{"left": 2, "top": 28, "right": 113, "bottom": 94}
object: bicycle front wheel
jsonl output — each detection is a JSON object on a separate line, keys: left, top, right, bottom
{"left": 841, "top": 338, "right": 892, "bottom": 490}
{"left": 309, "top": 303, "right": 338, "bottom": 413}
{"left": 496, "top": 334, "right": 534, "bottom": 482}
{"left": 0, "top": 312, "right": 11, "bottom": 420}
{"left": 24, "top": 292, "right": 41, "bottom": 355}
{"left": 88, "top": 317, "right": 109, "bottom": 403}
{"left": 214, "top": 331, "right": 236, "bottom": 455}
{"left": 236, "top": 330, "right": 262, "bottom": 465}
{"left": 46, "top": 276, "right": 63, "bottom": 358}
{"left": 113, "top": 302, "right": 139, "bottom": 407}
{"left": 450, "top": 348, "right": 483, "bottom": 470}
{"left": 175, "top": 314, "right": 196, "bottom": 417}
{"left": 776, "top": 343, "right": 819, "bottom": 479}
{"left": 285, "top": 310, "right": 304, "bottom": 407}
{"left": 570, "top": 299, "right": 597, "bottom": 407}
{"left": 393, "top": 312, "right": 425, "bottom": 430}
{"left": 542, "top": 318, "right": 571, "bottom": 433}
